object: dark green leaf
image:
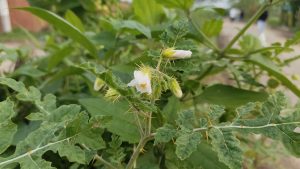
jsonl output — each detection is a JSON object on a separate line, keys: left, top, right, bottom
{"left": 197, "top": 84, "right": 268, "bottom": 108}
{"left": 79, "top": 97, "right": 140, "bottom": 143}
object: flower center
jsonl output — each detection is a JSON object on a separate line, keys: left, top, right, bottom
{"left": 139, "top": 83, "right": 147, "bottom": 89}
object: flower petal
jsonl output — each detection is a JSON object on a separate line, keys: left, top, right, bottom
{"left": 127, "top": 79, "right": 137, "bottom": 87}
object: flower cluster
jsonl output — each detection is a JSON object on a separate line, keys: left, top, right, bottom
{"left": 127, "top": 48, "right": 192, "bottom": 98}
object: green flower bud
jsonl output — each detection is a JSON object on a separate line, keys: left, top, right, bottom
{"left": 168, "top": 78, "right": 183, "bottom": 98}
{"left": 94, "top": 78, "right": 105, "bottom": 91}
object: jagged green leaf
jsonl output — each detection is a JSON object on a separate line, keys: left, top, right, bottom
{"left": 208, "top": 105, "right": 225, "bottom": 121}
{"left": 209, "top": 128, "right": 243, "bottom": 169}
{"left": 0, "top": 100, "right": 17, "bottom": 154}
{"left": 154, "top": 124, "right": 177, "bottom": 144}
{"left": 57, "top": 143, "right": 86, "bottom": 164}
{"left": 176, "top": 110, "right": 195, "bottom": 130}
{"left": 175, "top": 131, "right": 201, "bottom": 160}
{"left": 18, "top": 156, "right": 56, "bottom": 169}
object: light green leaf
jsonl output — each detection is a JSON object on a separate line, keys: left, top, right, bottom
{"left": 64, "top": 10, "right": 85, "bottom": 32}
{"left": 0, "top": 100, "right": 17, "bottom": 154}
{"left": 155, "top": 0, "right": 194, "bottom": 10}
{"left": 133, "top": 0, "right": 164, "bottom": 26}
{"left": 248, "top": 55, "right": 300, "bottom": 97}
{"left": 58, "top": 143, "right": 86, "bottom": 164}
{"left": 175, "top": 132, "right": 201, "bottom": 160}
{"left": 19, "top": 156, "right": 56, "bottom": 169}
{"left": 176, "top": 110, "right": 195, "bottom": 130}
{"left": 0, "top": 77, "right": 27, "bottom": 93}
{"left": 208, "top": 105, "right": 225, "bottom": 121}
{"left": 154, "top": 124, "right": 177, "bottom": 144}
{"left": 235, "top": 102, "right": 258, "bottom": 118}
{"left": 19, "top": 7, "right": 97, "bottom": 56}
{"left": 111, "top": 19, "right": 151, "bottom": 38}
{"left": 209, "top": 128, "right": 243, "bottom": 169}
{"left": 239, "top": 34, "right": 262, "bottom": 53}
{"left": 13, "top": 65, "right": 46, "bottom": 78}
{"left": 196, "top": 84, "right": 268, "bottom": 108}
{"left": 190, "top": 8, "right": 223, "bottom": 38}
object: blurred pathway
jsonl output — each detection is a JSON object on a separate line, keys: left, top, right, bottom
{"left": 221, "top": 18, "right": 300, "bottom": 104}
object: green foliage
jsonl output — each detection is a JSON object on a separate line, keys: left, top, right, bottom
{"left": 196, "top": 84, "right": 269, "bottom": 108}
{"left": 64, "top": 10, "right": 85, "bottom": 32}
{"left": 155, "top": 0, "right": 195, "bottom": 10}
{"left": 154, "top": 124, "right": 177, "bottom": 144}
{"left": 133, "top": 0, "right": 165, "bottom": 26}
{"left": 175, "top": 131, "right": 201, "bottom": 160}
{"left": 1, "top": 1, "right": 300, "bottom": 169}
{"left": 0, "top": 100, "right": 17, "bottom": 154}
{"left": 209, "top": 129, "right": 243, "bottom": 169}
{"left": 79, "top": 97, "right": 140, "bottom": 143}
{"left": 19, "top": 7, "right": 97, "bottom": 56}
{"left": 248, "top": 55, "right": 300, "bottom": 97}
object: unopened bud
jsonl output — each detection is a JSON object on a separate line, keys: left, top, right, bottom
{"left": 94, "top": 78, "right": 105, "bottom": 91}
{"left": 169, "top": 78, "right": 183, "bottom": 98}
{"left": 162, "top": 48, "right": 192, "bottom": 60}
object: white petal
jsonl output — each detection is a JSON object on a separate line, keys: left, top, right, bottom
{"left": 172, "top": 50, "right": 192, "bottom": 59}
{"left": 127, "top": 79, "right": 137, "bottom": 87}
{"left": 146, "top": 84, "right": 152, "bottom": 94}
{"left": 134, "top": 71, "right": 145, "bottom": 80}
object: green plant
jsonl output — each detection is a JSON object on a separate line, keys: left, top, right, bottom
{"left": 1, "top": 0, "right": 300, "bottom": 169}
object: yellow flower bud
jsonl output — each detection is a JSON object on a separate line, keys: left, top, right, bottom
{"left": 162, "top": 48, "right": 192, "bottom": 60}
{"left": 94, "top": 78, "right": 105, "bottom": 91}
{"left": 162, "top": 48, "right": 176, "bottom": 58}
{"left": 169, "top": 78, "right": 183, "bottom": 98}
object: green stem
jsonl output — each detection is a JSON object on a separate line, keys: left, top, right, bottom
{"left": 223, "top": 3, "right": 270, "bottom": 53}
{"left": 188, "top": 15, "right": 220, "bottom": 53}
{"left": 126, "top": 134, "right": 155, "bottom": 169}
{"left": 193, "top": 121, "right": 300, "bottom": 132}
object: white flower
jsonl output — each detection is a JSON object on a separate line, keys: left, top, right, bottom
{"left": 128, "top": 70, "right": 152, "bottom": 94}
{"left": 162, "top": 48, "right": 192, "bottom": 60}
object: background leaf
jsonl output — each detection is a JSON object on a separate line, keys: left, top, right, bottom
{"left": 20, "top": 7, "right": 97, "bottom": 56}
{"left": 196, "top": 84, "right": 268, "bottom": 108}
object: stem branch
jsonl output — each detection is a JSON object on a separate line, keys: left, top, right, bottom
{"left": 126, "top": 134, "right": 155, "bottom": 169}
